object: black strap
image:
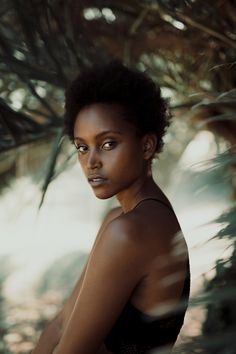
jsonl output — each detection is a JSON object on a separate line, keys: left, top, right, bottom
{"left": 133, "top": 198, "right": 175, "bottom": 214}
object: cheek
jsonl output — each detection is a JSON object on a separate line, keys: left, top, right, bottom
{"left": 107, "top": 146, "right": 143, "bottom": 176}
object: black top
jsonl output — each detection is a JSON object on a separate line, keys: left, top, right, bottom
{"left": 104, "top": 198, "right": 191, "bottom": 354}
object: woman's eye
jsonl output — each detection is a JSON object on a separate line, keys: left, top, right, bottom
{"left": 102, "top": 141, "right": 117, "bottom": 150}
{"left": 75, "top": 144, "right": 88, "bottom": 154}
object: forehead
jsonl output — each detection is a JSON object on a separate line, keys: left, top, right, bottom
{"left": 74, "top": 103, "right": 136, "bottom": 138}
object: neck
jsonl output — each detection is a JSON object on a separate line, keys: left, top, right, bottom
{"left": 116, "top": 172, "right": 162, "bottom": 214}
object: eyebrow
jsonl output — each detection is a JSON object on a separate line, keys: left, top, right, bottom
{"left": 74, "top": 130, "right": 123, "bottom": 141}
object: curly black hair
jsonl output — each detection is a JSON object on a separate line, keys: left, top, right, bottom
{"left": 64, "top": 60, "right": 172, "bottom": 156}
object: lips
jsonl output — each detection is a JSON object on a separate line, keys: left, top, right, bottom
{"left": 87, "top": 175, "right": 107, "bottom": 187}
{"left": 88, "top": 175, "right": 106, "bottom": 182}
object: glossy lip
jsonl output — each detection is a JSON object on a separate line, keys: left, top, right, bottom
{"left": 87, "top": 175, "right": 108, "bottom": 187}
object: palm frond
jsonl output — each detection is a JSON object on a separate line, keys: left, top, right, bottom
{"left": 38, "top": 128, "right": 64, "bottom": 210}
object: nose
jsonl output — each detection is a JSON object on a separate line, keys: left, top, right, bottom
{"left": 86, "top": 147, "right": 102, "bottom": 170}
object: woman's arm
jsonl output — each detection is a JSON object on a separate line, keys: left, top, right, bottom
{"left": 32, "top": 207, "right": 122, "bottom": 354}
{"left": 32, "top": 312, "right": 63, "bottom": 354}
{"left": 32, "top": 258, "right": 89, "bottom": 354}
{"left": 61, "top": 207, "right": 123, "bottom": 331}
{"left": 52, "top": 217, "right": 150, "bottom": 354}
{"left": 60, "top": 207, "right": 123, "bottom": 334}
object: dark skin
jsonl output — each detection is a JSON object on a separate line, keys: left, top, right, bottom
{"left": 33, "top": 102, "right": 188, "bottom": 354}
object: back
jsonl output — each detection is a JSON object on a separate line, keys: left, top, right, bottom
{"left": 104, "top": 198, "right": 190, "bottom": 354}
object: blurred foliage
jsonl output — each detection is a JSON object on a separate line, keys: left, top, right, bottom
{"left": 0, "top": 1, "right": 236, "bottom": 353}
{"left": 0, "top": 0, "right": 235, "bottom": 200}
{"left": 36, "top": 251, "right": 87, "bottom": 298}
{"left": 0, "top": 257, "right": 13, "bottom": 354}
{"left": 201, "top": 209, "right": 236, "bottom": 353}
{"left": 172, "top": 149, "right": 236, "bottom": 354}
{"left": 0, "top": 279, "right": 8, "bottom": 353}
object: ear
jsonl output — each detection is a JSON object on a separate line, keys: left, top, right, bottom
{"left": 142, "top": 133, "right": 157, "bottom": 160}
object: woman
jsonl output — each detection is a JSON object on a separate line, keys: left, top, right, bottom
{"left": 32, "top": 61, "right": 190, "bottom": 354}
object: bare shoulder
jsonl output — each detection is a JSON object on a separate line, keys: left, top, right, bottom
{"left": 103, "top": 206, "right": 123, "bottom": 224}
{"left": 100, "top": 206, "right": 123, "bottom": 229}
{"left": 105, "top": 203, "right": 186, "bottom": 262}
{"left": 55, "top": 214, "right": 151, "bottom": 353}
{"left": 100, "top": 210, "right": 160, "bottom": 269}
{"left": 104, "top": 207, "right": 155, "bottom": 245}
{"left": 92, "top": 212, "right": 151, "bottom": 279}
{"left": 100, "top": 210, "right": 142, "bottom": 242}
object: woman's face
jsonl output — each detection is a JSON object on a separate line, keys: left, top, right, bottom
{"left": 73, "top": 103, "right": 148, "bottom": 199}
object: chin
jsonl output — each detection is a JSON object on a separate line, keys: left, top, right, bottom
{"left": 92, "top": 189, "right": 115, "bottom": 200}
{"left": 90, "top": 182, "right": 126, "bottom": 200}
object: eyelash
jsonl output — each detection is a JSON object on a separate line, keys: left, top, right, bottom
{"left": 75, "top": 140, "right": 117, "bottom": 154}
